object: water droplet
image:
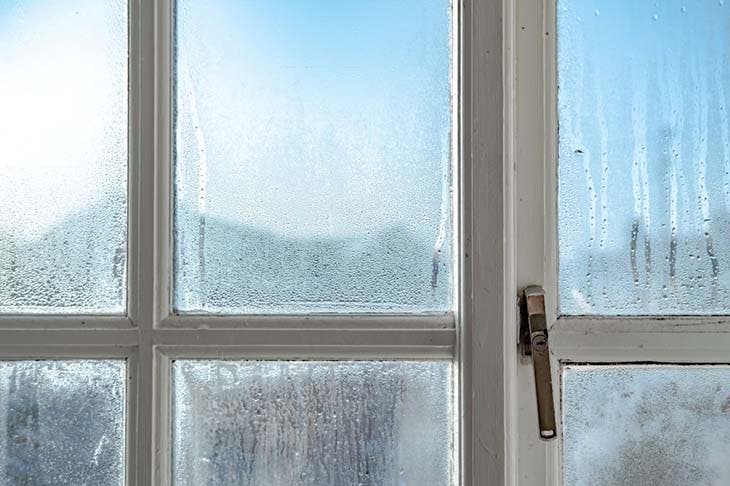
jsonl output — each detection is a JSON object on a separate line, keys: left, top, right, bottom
{"left": 652, "top": 14, "right": 660, "bottom": 20}
{"left": 594, "top": 9, "right": 600, "bottom": 16}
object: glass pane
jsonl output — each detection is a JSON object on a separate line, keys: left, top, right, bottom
{"left": 174, "top": 0, "right": 454, "bottom": 314}
{"left": 0, "top": 360, "right": 126, "bottom": 485}
{"left": 0, "top": 1, "right": 128, "bottom": 314}
{"left": 563, "top": 365, "right": 730, "bottom": 485}
{"left": 558, "top": 1, "right": 730, "bottom": 314}
{"left": 172, "top": 361, "right": 453, "bottom": 485}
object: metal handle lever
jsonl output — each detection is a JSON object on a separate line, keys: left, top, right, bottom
{"left": 521, "top": 286, "right": 557, "bottom": 441}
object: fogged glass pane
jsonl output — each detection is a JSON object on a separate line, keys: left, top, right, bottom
{"left": 172, "top": 361, "right": 453, "bottom": 486}
{"left": 0, "top": 360, "right": 125, "bottom": 485}
{"left": 558, "top": 1, "right": 730, "bottom": 314}
{"left": 563, "top": 365, "right": 730, "bottom": 486}
{"left": 174, "top": 1, "right": 453, "bottom": 313}
{"left": 0, "top": 1, "right": 128, "bottom": 314}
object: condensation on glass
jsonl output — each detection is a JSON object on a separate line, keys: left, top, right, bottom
{"left": 0, "top": 360, "right": 126, "bottom": 485}
{"left": 558, "top": 1, "right": 730, "bottom": 314}
{"left": 173, "top": 0, "right": 454, "bottom": 314}
{"left": 0, "top": 1, "right": 128, "bottom": 314}
{"left": 172, "top": 361, "right": 453, "bottom": 486}
{"left": 563, "top": 365, "right": 730, "bottom": 485}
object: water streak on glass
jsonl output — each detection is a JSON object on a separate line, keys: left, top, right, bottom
{"left": 174, "top": 0, "right": 454, "bottom": 313}
{"left": 0, "top": 1, "right": 129, "bottom": 314}
{"left": 558, "top": 0, "right": 730, "bottom": 314}
{"left": 563, "top": 365, "right": 730, "bottom": 485}
{"left": 172, "top": 361, "right": 453, "bottom": 486}
{"left": 0, "top": 360, "right": 126, "bottom": 485}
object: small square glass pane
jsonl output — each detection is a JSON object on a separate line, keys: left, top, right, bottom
{"left": 0, "top": 1, "right": 129, "bottom": 314}
{"left": 558, "top": 0, "right": 730, "bottom": 314}
{"left": 0, "top": 360, "right": 126, "bottom": 485}
{"left": 172, "top": 360, "right": 453, "bottom": 485}
{"left": 173, "top": 0, "right": 454, "bottom": 314}
{"left": 563, "top": 365, "right": 730, "bottom": 485}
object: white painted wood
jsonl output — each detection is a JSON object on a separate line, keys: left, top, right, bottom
{"left": 160, "top": 313, "right": 455, "bottom": 329}
{"left": 153, "top": 327, "right": 454, "bottom": 349}
{"left": 156, "top": 344, "right": 455, "bottom": 361}
{"left": 153, "top": 328, "right": 455, "bottom": 362}
{"left": 0, "top": 327, "right": 453, "bottom": 357}
{"left": 127, "top": 0, "right": 141, "bottom": 329}
{"left": 503, "top": 0, "right": 519, "bottom": 482}
{"left": 460, "top": 0, "right": 508, "bottom": 484}
{"left": 125, "top": 349, "right": 140, "bottom": 486}
{"left": 552, "top": 332, "right": 730, "bottom": 363}
{"left": 511, "top": 0, "right": 557, "bottom": 483}
{"left": 0, "top": 316, "right": 133, "bottom": 329}
{"left": 544, "top": 3, "right": 564, "bottom": 484}
{"left": 133, "top": 0, "right": 158, "bottom": 485}
{"left": 152, "top": 348, "right": 171, "bottom": 486}
{"left": 553, "top": 315, "right": 730, "bottom": 333}
{"left": 153, "top": 0, "right": 173, "bottom": 329}
{"left": 0, "top": 329, "right": 138, "bottom": 347}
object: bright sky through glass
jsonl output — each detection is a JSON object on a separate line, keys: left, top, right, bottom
{"left": 558, "top": 0, "right": 730, "bottom": 315}
{"left": 176, "top": 0, "right": 452, "bottom": 239}
{"left": 0, "top": 1, "right": 127, "bottom": 239}
{"left": 174, "top": 0, "right": 454, "bottom": 313}
{"left": 0, "top": 1, "right": 128, "bottom": 313}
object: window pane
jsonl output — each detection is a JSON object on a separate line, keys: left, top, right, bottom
{"left": 0, "top": 360, "right": 126, "bottom": 485}
{"left": 563, "top": 365, "right": 730, "bottom": 485}
{"left": 172, "top": 361, "right": 453, "bottom": 485}
{"left": 558, "top": 1, "right": 730, "bottom": 314}
{"left": 0, "top": 1, "right": 128, "bottom": 314}
{"left": 174, "top": 0, "right": 454, "bottom": 314}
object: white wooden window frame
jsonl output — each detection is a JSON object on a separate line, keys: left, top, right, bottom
{"left": 510, "top": 0, "right": 730, "bottom": 485}
{"left": 0, "top": 1, "right": 510, "bottom": 485}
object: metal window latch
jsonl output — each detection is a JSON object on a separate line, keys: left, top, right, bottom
{"left": 520, "top": 286, "right": 557, "bottom": 441}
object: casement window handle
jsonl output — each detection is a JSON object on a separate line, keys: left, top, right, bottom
{"left": 520, "top": 286, "right": 557, "bottom": 441}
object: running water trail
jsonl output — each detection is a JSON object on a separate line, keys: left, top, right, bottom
{"left": 183, "top": 70, "right": 209, "bottom": 306}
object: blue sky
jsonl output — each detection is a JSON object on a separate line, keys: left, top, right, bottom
{"left": 174, "top": 0, "right": 453, "bottom": 240}
{"left": 173, "top": 0, "right": 455, "bottom": 312}
{"left": 0, "top": 0, "right": 127, "bottom": 239}
{"left": 0, "top": 0, "right": 128, "bottom": 313}
{"left": 558, "top": 0, "right": 730, "bottom": 313}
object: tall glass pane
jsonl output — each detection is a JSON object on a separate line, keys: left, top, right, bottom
{"left": 563, "top": 365, "right": 730, "bottom": 485}
{"left": 172, "top": 361, "right": 453, "bottom": 485}
{"left": 0, "top": 1, "right": 129, "bottom": 314}
{"left": 174, "top": 0, "right": 454, "bottom": 314}
{"left": 0, "top": 360, "right": 126, "bottom": 485}
{"left": 558, "top": 1, "right": 730, "bottom": 314}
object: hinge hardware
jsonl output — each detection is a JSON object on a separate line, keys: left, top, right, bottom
{"left": 520, "top": 286, "right": 557, "bottom": 441}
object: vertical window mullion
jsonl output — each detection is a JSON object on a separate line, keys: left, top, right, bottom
{"left": 460, "top": 0, "right": 508, "bottom": 484}
{"left": 154, "top": 0, "right": 174, "bottom": 327}
{"left": 133, "top": 0, "right": 169, "bottom": 485}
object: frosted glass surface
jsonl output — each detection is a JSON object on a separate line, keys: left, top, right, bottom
{"left": 172, "top": 361, "right": 453, "bottom": 486}
{"left": 563, "top": 366, "right": 730, "bottom": 486}
{"left": 558, "top": 1, "right": 730, "bottom": 314}
{"left": 0, "top": 360, "right": 125, "bottom": 485}
{"left": 174, "top": 1, "right": 453, "bottom": 313}
{"left": 0, "top": 1, "right": 128, "bottom": 314}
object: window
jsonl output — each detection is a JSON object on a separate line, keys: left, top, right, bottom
{"left": 172, "top": 0, "right": 455, "bottom": 315}
{"left": 0, "top": 361, "right": 126, "bottom": 484}
{"left": 0, "top": 0, "right": 128, "bottom": 314}
{"left": 0, "top": 1, "right": 505, "bottom": 486}
{"left": 513, "top": 0, "right": 730, "bottom": 484}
